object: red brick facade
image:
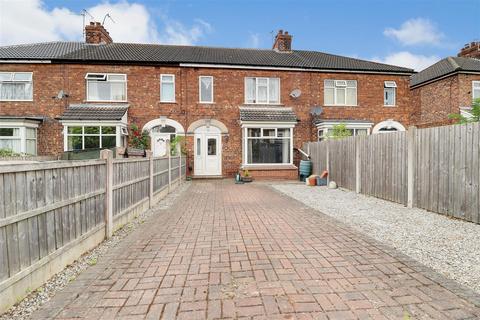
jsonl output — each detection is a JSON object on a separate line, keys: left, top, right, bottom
{"left": 411, "top": 73, "right": 480, "bottom": 127}
{"left": 0, "top": 62, "right": 413, "bottom": 178}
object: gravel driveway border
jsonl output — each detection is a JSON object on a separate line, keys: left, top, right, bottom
{"left": 269, "top": 183, "right": 480, "bottom": 308}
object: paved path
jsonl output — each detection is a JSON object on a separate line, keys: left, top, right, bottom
{"left": 32, "top": 181, "right": 480, "bottom": 319}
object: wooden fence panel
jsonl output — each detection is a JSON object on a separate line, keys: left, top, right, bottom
{"left": 0, "top": 160, "right": 106, "bottom": 281}
{"left": 112, "top": 159, "right": 150, "bottom": 217}
{"left": 153, "top": 157, "right": 169, "bottom": 193}
{"left": 327, "top": 138, "right": 356, "bottom": 190}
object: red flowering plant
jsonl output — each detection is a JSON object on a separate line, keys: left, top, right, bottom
{"left": 129, "top": 124, "right": 150, "bottom": 149}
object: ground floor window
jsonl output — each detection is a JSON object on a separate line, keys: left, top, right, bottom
{"left": 245, "top": 127, "right": 292, "bottom": 164}
{"left": 0, "top": 124, "right": 37, "bottom": 155}
{"left": 316, "top": 121, "right": 373, "bottom": 141}
{"left": 64, "top": 124, "right": 123, "bottom": 151}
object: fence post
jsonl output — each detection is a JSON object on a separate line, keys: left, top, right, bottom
{"left": 146, "top": 150, "right": 153, "bottom": 208}
{"left": 100, "top": 149, "right": 113, "bottom": 239}
{"left": 178, "top": 143, "right": 182, "bottom": 184}
{"left": 168, "top": 140, "right": 172, "bottom": 191}
{"left": 326, "top": 141, "right": 330, "bottom": 184}
{"left": 407, "top": 126, "right": 416, "bottom": 208}
{"left": 355, "top": 137, "right": 361, "bottom": 193}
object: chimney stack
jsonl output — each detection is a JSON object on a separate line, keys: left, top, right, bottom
{"left": 85, "top": 22, "right": 113, "bottom": 44}
{"left": 458, "top": 41, "right": 480, "bottom": 59}
{"left": 272, "top": 30, "right": 292, "bottom": 52}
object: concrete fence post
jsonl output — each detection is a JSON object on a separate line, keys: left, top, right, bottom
{"left": 355, "top": 137, "right": 361, "bottom": 194}
{"left": 407, "top": 126, "right": 417, "bottom": 208}
{"left": 100, "top": 149, "right": 113, "bottom": 239}
{"left": 146, "top": 150, "right": 153, "bottom": 208}
{"left": 168, "top": 140, "right": 172, "bottom": 191}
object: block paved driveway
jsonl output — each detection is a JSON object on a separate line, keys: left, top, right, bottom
{"left": 32, "top": 181, "right": 480, "bottom": 319}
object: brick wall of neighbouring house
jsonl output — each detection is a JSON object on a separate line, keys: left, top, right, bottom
{"left": 411, "top": 73, "right": 480, "bottom": 127}
{"left": 0, "top": 62, "right": 413, "bottom": 177}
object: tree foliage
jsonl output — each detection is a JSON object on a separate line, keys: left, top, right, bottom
{"left": 328, "top": 124, "right": 352, "bottom": 139}
{"left": 449, "top": 98, "right": 480, "bottom": 124}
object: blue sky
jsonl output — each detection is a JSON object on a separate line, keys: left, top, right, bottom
{"left": 1, "top": 0, "right": 479, "bottom": 70}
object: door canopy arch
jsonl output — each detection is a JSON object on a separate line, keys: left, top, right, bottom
{"left": 372, "top": 120, "right": 406, "bottom": 134}
{"left": 143, "top": 117, "right": 185, "bottom": 134}
{"left": 187, "top": 119, "right": 228, "bottom": 134}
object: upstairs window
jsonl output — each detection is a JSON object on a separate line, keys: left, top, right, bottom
{"left": 0, "top": 72, "right": 33, "bottom": 101}
{"left": 473, "top": 81, "right": 480, "bottom": 100}
{"left": 86, "top": 73, "right": 126, "bottom": 101}
{"left": 324, "top": 80, "right": 357, "bottom": 106}
{"left": 384, "top": 81, "right": 397, "bottom": 106}
{"left": 199, "top": 76, "right": 213, "bottom": 103}
{"left": 245, "top": 77, "right": 280, "bottom": 104}
{"left": 160, "top": 74, "right": 175, "bottom": 102}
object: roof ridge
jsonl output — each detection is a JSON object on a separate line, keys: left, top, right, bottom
{"left": 447, "top": 56, "right": 461, "bottom": 70}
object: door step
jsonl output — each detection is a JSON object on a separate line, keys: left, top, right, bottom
{"left": 191, "top": 175, "right": 225, "bottom": 180}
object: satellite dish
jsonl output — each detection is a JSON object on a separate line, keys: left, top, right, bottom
{"left": 290, "top": 89, "right": 301, "bottom": 98}
{"left": 310, "top": 106, "right": 323, "bottom": 116}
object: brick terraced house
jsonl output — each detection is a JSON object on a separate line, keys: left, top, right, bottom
{"left": 411, "top": 42, "right": 480, "bottom": 127}
{"left": 0, "top": 23, "right": 415, "bottom": 179}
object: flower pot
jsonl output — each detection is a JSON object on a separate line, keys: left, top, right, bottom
{"left": 242, "top": 176, "right": 253, "bottom": 183}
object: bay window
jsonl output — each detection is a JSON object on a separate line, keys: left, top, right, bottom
{"left": 0, "top": 72, "right": 33, "bottom": 101}
{"left": 245, "top": 77, "right": 280, "bottom": 104}
{"left": 199, "top": 76, "right": 213, "bottom": 103}
{"left": 0, "top": 123, "right": 38, "bottom": 155}
{"left": 324, "top": 80, "right": 357, "bottom": 106}
{"left": 384, "top": 81, "right": 397, "bottom": 106}
{"left": 473, "top": 81, "right": 480, "bottom": 100}
{"left": 65, "top": 125, "right": 118, "bottom": 151}
{"left": 160, "top": 74, "right": 175, "bottom": 102}
{"left": 244, "top": 127, "right": 292, "bottom": 164}
{"left": 86, "top": 73, "right": 126, "bottom": 101}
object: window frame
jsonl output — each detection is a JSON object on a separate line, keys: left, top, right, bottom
{"left": 0, "top": 121, "right": 38, "bottom": 155}
{"left": 316, "top": 121, "right": 373, "bottom": 141}
{"left": 384, "top": 81, "right": 397, "bottom": 107}
{"left": 199, "top": 76, "right": 214, "bottom": 103}
{"left": 242, "top": 124, "right": 293, "bottom": 166}
{"left": 244, "top": 77, "right": 281, "bottom": 105}
{"left": 473, "top": 81, "right": 480, "bottom": 100}
{"left": 85, "top": 73, "right": 127, "bottom": 102}
{"left": 0, "top": 71, "right": 33, "bottom": 101}
{"left": 160, "top": 74, "right": 176, "bottom": 103}
{"left": 324, "top": 79, "right": 357, "bottom": 106}
{"left": 62, "top": 123, "right": 126, "bottom": 151}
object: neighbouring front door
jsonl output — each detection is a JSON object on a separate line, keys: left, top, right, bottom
{"left": 151, "top": 133, "right": 170, "bottom": 157}
{"left": 194, "top": 126, "right": 222, "bottom": 176}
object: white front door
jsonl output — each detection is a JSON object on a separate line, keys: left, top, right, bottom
{"left": 194, "top": 126, "right": 221, "bottom": 176}
{"left": 151, "top": 133, "right": 170, "bottom": 157}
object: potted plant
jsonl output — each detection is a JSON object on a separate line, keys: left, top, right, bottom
{"left": 242, "top": 169, "right": 253, "bottom": 182}
{"left": 128, "top": 124, "right": 150, "bottom": 157}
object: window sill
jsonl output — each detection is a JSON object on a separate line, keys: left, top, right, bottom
{"left": 0, "top": 99, "right": 33, "bottom": 102}
{"left": 85, "top": 100, "right": 128, "bottom": 103}
{"left": 241, "top": 164, "right": 297, "bottom": 170}
{"left": 198, "top": 102, "right": 215, "bottom": 105}
{"left": 383, "top": 105, "right": 397, "bottom": 107}
{"left": 324, "top": 104, "right": 358, "bottom": 107}
{"left": 159, "top": 101, "right": 177, "bottom": 104}
{"left": 243, "top": 103, "right": 284, "bottom": 106}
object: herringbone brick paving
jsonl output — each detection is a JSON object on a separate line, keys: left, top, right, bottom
{"left": 31, "top": 181, "right": 480, "bottom": 319}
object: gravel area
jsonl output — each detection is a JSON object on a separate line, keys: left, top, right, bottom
{"left": 0, "top": 182, "right": 191, "bottom": 320}
{"left": 271, "top": 183, "right": 480, "bottom": 294}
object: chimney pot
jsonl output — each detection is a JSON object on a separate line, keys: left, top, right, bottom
{"left": 273, "top": 29, "right": 293, "bottom": 52}
{"left": 85, "top": 21, "right": 113, "bottom": 44}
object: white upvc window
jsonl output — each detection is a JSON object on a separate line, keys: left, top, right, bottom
{"left": 245, "top": 77, "right": 280, "bottom": 104}
{"left": 85, "top": 73, "right": 127, "bottom": 102}
{"left": 64, "top": 125, "right": 119, "bottom": 151}
{"left": 199, "top": 76, "right": 213, "bottom": 103}
{"left": 384, "top": 81, "right": 397, "bottom": 106}
{"left": 324, "top": 79, "right": 357, "bottom": 106}
{"left": 160, "top": 74, "right": 175, "bottom": 102}
{"left": 316, "top": 121, "right": 373, "bottom": 141}
{"left": 473, "top": 81, "right": 480, "bottom": 100}
{"left": 0, "top": 72, "right": 33, "bottom": 101}
{"left": 243, "top": 126, "right": 292, "bottom": 164}
{"left": 0, "top": 124, "right": 37, "bottom": 155}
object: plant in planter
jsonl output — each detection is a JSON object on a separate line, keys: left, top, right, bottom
{"left": 129, "top": 124, "right": 150, "bottom": 150}
{"left": 170, "top": 135, "right": 186, "bottom": 156}
{"left": 242, "top": 169, "right": 253, "bottom": 182}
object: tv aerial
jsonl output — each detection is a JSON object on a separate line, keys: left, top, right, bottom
{"left": 102, "top": 13, "right": 116, "bottom": 26}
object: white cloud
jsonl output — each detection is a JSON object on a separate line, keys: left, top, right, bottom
{"left": 384, "top": 18, "right": 444, "bottom": 46}
{"left": 0, "top": 0, "right": 211, "bottom": 46}
{"left": 247, "top": 33, "right": 260, "bottom": 48}
{"left": 373, "top": 51, "right": 440, "bottom": 71}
